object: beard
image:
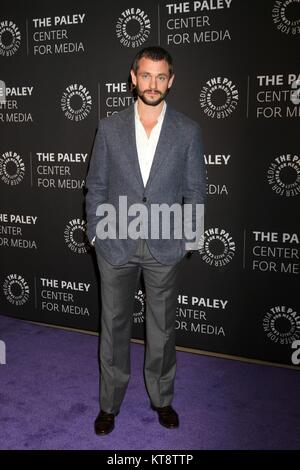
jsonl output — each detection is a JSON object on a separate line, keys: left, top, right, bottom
{"left": 136, "top": 85, "right": 169, "bottom": 106}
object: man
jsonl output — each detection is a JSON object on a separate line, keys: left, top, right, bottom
{"left": 85, "top": 46, "right": 206, "bottom": 435}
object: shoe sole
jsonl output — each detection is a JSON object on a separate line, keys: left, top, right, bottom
{"left": 159, "top": 419, "right": 179, "bottom": 429}
{"left": 94, "top": 425, "right": 114, "bottom": 436}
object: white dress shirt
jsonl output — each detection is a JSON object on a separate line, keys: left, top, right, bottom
{"left": 134, "top": 100, "right": 167, "bottom": 187}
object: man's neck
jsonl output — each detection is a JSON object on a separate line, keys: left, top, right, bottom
{"left": 136, "top": 98, "right": 165, "bottom": 123}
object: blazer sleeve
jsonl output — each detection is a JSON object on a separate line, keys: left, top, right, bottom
{"left": 182, "top": 124, "right": 207, "bottom": 250}
{"left": 85, "top": 121, "right": 109, "bottom": 243}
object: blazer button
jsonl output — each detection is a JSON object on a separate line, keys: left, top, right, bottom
{"left": 142, "top": 197, "right": 147, "bottom": 202}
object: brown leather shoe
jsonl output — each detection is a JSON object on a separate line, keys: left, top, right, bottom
{"left": 94, "top": 410, "right": 115, "bottom": 435}
{"left": 151, "top": 405, "right": 179, "bottom": 429}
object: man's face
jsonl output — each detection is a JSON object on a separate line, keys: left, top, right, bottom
{"left": 130, "top": 57, "right": 174, "bottom": 107}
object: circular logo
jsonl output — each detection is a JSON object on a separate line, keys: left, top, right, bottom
{"left": 267, "top": 153, "right": 300, "bottom": 197}
{"left": 198, "top": 228, "right": 236, "bottom": 267}
{"left": 133, "top": 289, "right": 145, "bottom": 324}
{"left": 64, "top": 218, "right": 90, "bottom": 254}
{"left": 263, "top": 305, "right": 300, "bottom": 345}
{"left": 116, "top": 8, "right": 151, "bottom": 48}
{"left": 3, "top": 274, "right": 30, "bottom": 305}
{"left": 0, "top": 151, "right": 25, "bottom": 185}
{"left": 272, "top": 0, "right": 300, "bottom": 35}
{"left": 0, "top": 20, "right": 21, "bottom": 57}
{"left": 199, "top": 77, "right": 239, "bottom": 119}
{"left": 61, "top": 84, "right": 92, "bottom": 121}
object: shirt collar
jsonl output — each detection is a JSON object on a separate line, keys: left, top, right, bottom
{"left": 134, "top": 100, "right": 167, "bottom": 124}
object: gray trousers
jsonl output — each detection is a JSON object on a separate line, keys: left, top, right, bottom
{"left": 95, "top": 238, "right": 182, "bottom": 414}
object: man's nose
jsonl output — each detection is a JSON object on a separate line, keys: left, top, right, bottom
{"left": 150, "top": 76, "right": 157, "bottom": 89}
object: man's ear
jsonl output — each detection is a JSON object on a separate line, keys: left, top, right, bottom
{"left": 168, "top": 74, "right": 175, "bottom": 89}
{"left": 130, "top": 69, "right": 137, "bottom": 86}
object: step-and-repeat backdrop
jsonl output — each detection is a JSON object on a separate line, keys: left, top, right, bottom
{"left": 0, "top": 0, "right": 299, "bottom": 367}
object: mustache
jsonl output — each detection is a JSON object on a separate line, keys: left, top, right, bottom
{"left": 143, "top": 89, "right": 162, "bottom": 95}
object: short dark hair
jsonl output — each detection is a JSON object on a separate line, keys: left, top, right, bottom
{"left": 131, "top": 46, "right": 174, "bottom": 77}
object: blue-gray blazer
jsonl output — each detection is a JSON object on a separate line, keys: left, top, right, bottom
{"left": 85, "top": 102, "right": 206, "bottom": 265}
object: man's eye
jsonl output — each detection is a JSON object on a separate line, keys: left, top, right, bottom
{"left": 141, "top": 74, "right": 149, "bottom": 79}
{"left": 158, "top": 76, "right": 166, "bottom": 81}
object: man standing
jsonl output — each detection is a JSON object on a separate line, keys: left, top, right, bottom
{"left": 85, "top": 46, "right": 206, "bottom": 435}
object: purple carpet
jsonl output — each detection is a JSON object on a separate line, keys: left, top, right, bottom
{"left": 0, "top": 314, "right": 299, "bottom": 450}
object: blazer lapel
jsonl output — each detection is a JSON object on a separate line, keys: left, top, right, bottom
{"left": 121, "top": 103, "right": 177, "bottom": 191}
{"left": 145, "top": 106, "right": 176, "bottom": 190}
{"left": 122, "top": 104, "right": 145, "bottom": 189}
